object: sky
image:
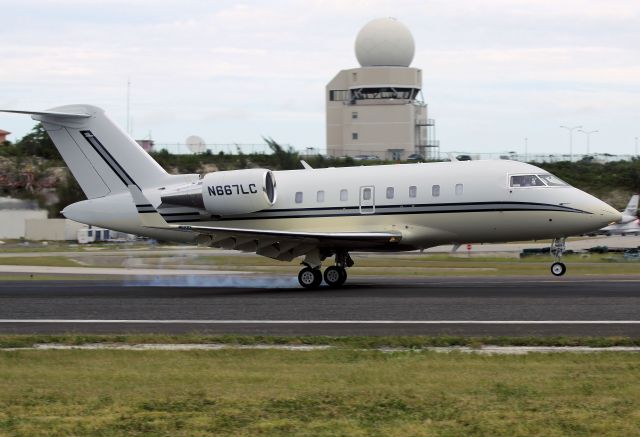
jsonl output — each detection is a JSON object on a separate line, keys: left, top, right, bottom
{"left": 1, "top": 0, "right": 639, "bottom": 156}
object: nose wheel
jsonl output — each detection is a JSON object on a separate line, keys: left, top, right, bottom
{"left": 551, "top": 262, "right": 566, "bottom": 276}
{"left": 549, "top": 237, "right": 567, "bottom": 276}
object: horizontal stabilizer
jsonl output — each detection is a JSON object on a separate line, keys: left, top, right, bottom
{"left": 128, "top": 186, "right": 172, "bottom": 228}
{"left": 0, "top": 109, "right": 91, "bottom": 118}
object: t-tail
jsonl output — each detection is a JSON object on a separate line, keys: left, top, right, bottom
{"left": 0, "top": 105, "right": 177, "bottom": 198}
{"left": 623, "top": 194, "right": 639, "bottom": 218}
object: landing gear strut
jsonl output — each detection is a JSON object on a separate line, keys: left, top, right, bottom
{"left": 297, "top": 250, "right": 353, "bottom": 289}
{"left": 550, "top": 237, "right": 567, "bottom": 276}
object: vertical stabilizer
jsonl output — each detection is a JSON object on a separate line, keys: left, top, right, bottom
{"left": 3, "top": 105, "right": 173, "bottom": 199}
{"left": 623, "top": 194, "right": 639, "bottom": 217}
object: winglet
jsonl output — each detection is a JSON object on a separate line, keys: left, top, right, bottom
{"left": 128, "top": 185, "right": 170, "bottom": 228}
{"left": 300, "top": 160, "right": 313, "bottom": 169}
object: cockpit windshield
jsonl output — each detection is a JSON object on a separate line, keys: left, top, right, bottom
{"left": 537, "top": 174, "right": 568, "bottom": 186}
{"left": 510, "top": 175, "right": 546, "bottom": 187}
{"left": 509, "top": 174, "right": 569, "bottom": 188}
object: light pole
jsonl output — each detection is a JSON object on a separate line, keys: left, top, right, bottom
{"left": 578, "top": 129, "right": 598, "bottom": 155}
{"left": 635, "top": 137, "right": 638, "bottom": 157}
{"left": 560, "top": 125, "right": 582, "bottom": 161}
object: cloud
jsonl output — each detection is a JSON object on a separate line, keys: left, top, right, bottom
{"left": 1, "top": 0, "right": 639, "bottom": 153}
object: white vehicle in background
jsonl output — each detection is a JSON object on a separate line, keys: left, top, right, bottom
{"left": 77, "top": 226, "right": 111, "bottom": 244}
{"left": 1, "top": 105, "right": 621, "bottom": 288}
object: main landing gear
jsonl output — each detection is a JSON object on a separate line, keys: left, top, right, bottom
{"left": 297, "top": 250, "right": 353, "bottom": 289}
{"left": 323, "top": 266, "right": 348, "bottom": 287}
{"left": 550, "top": 237, "right": 567, "bottom": 277}
{"left": 297, "top": 267, "right": 322, "bottom": 288}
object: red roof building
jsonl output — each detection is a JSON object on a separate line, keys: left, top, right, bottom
{"left": 0, "top": 129, "right": 10, "bottom": 143}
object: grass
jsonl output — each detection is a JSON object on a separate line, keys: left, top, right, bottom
{"left": 0, "top": 256, "right": 82, "bottom": 267}
{"left": 1, "top": 334, "right": 640, "bottom": 349}
{"left": 0, "top": 348, "right": 639, "bottom": 436}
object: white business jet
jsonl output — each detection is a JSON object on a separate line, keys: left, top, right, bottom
{"left": 1, "top": 105, "right": 621, "bottom": 288}
{"left": 597, "top": 194, "right": 639, "bottom": 236}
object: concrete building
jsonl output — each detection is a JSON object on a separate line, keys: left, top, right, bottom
{"left": 25, "top": 218, "right": 86, "bottom": 241}
{"left": 0, "top": 129, "right": 10, "bottom": 143}
{"left": 0, "top": 197, "right": 47, "bottom": 239}
{"left": 326, "top": 18, "right": 439, "bottom": 160}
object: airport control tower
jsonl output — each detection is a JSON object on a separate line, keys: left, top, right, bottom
{"left": 326, "top": 18, "right": 439, "bottom": 160}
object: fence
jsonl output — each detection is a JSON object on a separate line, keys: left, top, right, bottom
{"left": 154, "top": 143, "right": 638, "bottom": 163}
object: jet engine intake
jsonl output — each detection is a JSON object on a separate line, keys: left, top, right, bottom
{"left": 161, "top": 169, "right": 276, "bottom": 216}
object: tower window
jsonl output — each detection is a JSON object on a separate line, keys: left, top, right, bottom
{"left": 352, "top": 111, "right": 358, "bottom": 119}
{"left": 352, "top": 132, "right": 358, "bottom": 140}
{"left": 329, "top": 90, "right": 348, "bottom": 101}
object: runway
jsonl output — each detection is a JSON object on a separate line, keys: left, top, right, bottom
{"left": 1, "top": 275, "right": 639, "bottom": 336}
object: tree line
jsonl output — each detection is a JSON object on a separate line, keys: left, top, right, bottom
{"left": 1, "top": 124, "right": 638, "bottom": 216}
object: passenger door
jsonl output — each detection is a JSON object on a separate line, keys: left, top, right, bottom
{"left": 359, "top": 186, "right": 375, "bottom": 214}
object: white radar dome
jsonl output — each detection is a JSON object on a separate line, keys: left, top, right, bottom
{"left": 186, "top": 135, "right": 206, "bottom": 154}
{"left": 355, "top": 17, "right": 415, "bottom": 67}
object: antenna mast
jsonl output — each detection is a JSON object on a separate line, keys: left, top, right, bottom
{"left": 126, "top": 79, "right": 131, "bottom": 135}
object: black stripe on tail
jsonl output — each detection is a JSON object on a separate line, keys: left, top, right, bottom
{"left": 80, "top": 130, "right": 138, "bottom": 188}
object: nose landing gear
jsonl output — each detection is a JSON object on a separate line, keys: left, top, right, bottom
{"left": 550, "top": 237, "right": 567, "bottom": 276}
{"left": 551, "top": 262, "right": 566, "bottom": 276}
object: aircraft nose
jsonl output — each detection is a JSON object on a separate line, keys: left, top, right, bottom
{"left": 593, "top": 201, "right": 622, "bottom": 225}
{"left": 601, "top": 204, "right": 622, "bottom": 223}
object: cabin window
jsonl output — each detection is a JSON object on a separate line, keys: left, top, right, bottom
{"left": 316, "top": 190, "right": 325, "bottom": 203}
{"left": 510, "top": 175, "right": 545, "bottom": 188}
{"left": 432, "top": 185, "right": 440, "bottom": 197}
{"left": 409, "top": 185, "right": 417, "bottom": 198}
{"left": 362, "top": 188, "right": 372, "bottom": 201}
{"left": 386, "top": 187, "right": 394, "bottom": 199}
{"left": 295, "top": 191, "right": 303, "bottom": 203}
{"left": 455, "top": 184, "right": 464, "bottom": 195}
{"left": 340, "top": 189, "right": 348, "bottom": 201}
{"left": 352, "top": 132, "right": 358, "bottom": 140}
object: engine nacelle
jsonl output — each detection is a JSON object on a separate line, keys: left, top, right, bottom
{"left": 201, "top": 169, "right": 276, "bottom": 215}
